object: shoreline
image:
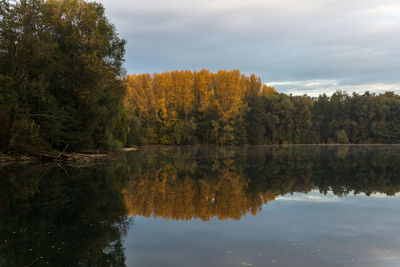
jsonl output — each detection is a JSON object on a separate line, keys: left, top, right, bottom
{"left": 2, "top": 144, "right": 399, "bottom": 165}
{"left": 0, "top": 147, "right": 139, "bottom": 166}
{"left": 140, "top": 143, "right": 400, "bottom": 147}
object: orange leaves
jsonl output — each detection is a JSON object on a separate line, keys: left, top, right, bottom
{"left": 125, "top": 74, "right": 154, "bottom": 119}
{"left": 261, "top": 84, "right": 277, "bottom": 98}
{"left": 212, "top": 70, "right": 247, "bottom": 122}
{"left": 124, "top": 69, "right": 274, "bottom": 122}
{"left": 245, "top": 74, "right": 263, "bottom": 97}
{"left": 193, "top": 69, "right": 213, "bottom": 111}
{"left": 124, "top": 70, "right": 276, "bottom": 144}
{"left": 123, "top": 164, "right": 275, "bottom": 221}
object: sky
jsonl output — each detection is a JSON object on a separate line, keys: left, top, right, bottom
{"left": 99, "top": 0, "right": 400, "bottom": 96}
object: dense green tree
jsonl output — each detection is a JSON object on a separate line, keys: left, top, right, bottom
{"left": 245, "top": 95, "right": 265, "bottom": 144}
{"left": 0, "top": 0, "right": 128, "bottom": 154}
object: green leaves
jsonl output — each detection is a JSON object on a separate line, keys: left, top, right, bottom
{"left": 0, "top": 0, "right": 127, "bottom": 153}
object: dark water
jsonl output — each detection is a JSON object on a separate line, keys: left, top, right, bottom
{"left": 1, "top": 146, "right": 400, "bottom": 266}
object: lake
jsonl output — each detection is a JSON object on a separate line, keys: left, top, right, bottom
{"left": 1, "top": 145, "right": 400, "bottom": 266}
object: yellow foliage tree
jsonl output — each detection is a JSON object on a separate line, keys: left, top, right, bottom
{"left": 124, "top": 69, "right": 275, "bottom": 144}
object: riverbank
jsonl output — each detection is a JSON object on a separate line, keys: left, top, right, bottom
{"left": 0, "top": 147, "right": 139, "bottom": 166}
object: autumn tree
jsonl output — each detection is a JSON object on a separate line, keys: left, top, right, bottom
{"left": 124, "top": 70, "right": 272, "bottom": 145}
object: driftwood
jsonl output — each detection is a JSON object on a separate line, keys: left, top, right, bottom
{"left": 1, "top": 147, "right": 139, "bottom": 166}
{"left": 122, "top": 147, "right": 139, "bottom": 151}
{"left": 29, "top": 151, "right": 117, "bottom": 167}
{"left": 55, "top": 144, "right": 69, "bottom": 160}
{"left": 27, "top": 151, "right": 112, "bottom": 162}
{"left": 0, "top": 155, "right": 15, "bottom": 164}
{"left": 0, "top": 152, "right": 114, "bottom": 167}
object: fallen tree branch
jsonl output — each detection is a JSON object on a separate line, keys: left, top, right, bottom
{"left": 55, "top": 144, "right": 69, "bottom": 161}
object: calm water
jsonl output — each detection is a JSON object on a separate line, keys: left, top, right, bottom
{"left": 1, "top": 146, "right": 400, "bottom": 266}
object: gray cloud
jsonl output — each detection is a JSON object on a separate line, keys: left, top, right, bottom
{"left": 99, "top": 0, "right": 400, "bottom": 95}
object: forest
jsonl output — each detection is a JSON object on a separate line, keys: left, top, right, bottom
{"left": 1, "top": 0, "right": 400, "bottom": 155}
{"left": 125, "top": 70, "right": 400, "bottom": 145}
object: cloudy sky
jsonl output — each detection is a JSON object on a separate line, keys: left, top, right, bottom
{"left": 99, "top": 0, "right": 400, "bottom": 95}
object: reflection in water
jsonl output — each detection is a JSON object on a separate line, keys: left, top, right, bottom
{"left": 1, "top": 145, "right": 400, "bottom": 266}
{"left": 0, "top": 161, "right": 131, "bottom": 266}
{"left": 123, "top": 146, "right": 400, "bottom": 221}
{"left": 123, "top": 148, "right": 276, "bottom": 221}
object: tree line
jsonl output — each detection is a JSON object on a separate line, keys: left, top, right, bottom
{"left": 125, "top": 70, "right": 400, "bottom": 145}
{"left": 2, "top": 0, "right": 400, "bottom": 155}
{"left": 123, "top": 145, "right": 400, "bottom": 221}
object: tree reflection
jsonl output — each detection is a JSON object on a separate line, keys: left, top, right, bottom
{"left": 0, "top": 161, "right": 131, "bottom": 267}
{"left": 1, "top": 146, "right": 400, "bottom": 265}
{"left": 124, "top": 146, "right": 400, "bottom": 221}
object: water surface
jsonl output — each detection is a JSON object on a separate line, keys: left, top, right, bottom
{"left": 1, "top": 146, "right": 400, "bottom": 266}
